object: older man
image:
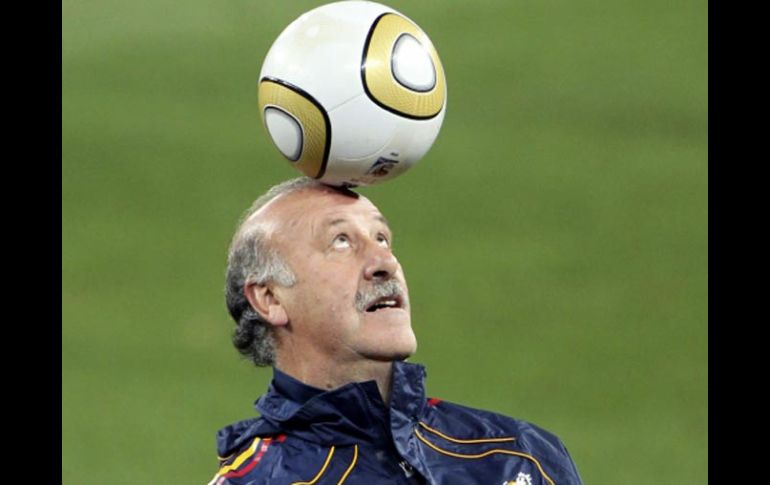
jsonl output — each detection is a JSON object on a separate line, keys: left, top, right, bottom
{"left": 210, "top": 178, "right": 582, "bottom": 484}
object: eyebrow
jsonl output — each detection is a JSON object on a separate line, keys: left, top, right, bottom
{"left": 326, "top": 215, "right": 390, "bottom": 228}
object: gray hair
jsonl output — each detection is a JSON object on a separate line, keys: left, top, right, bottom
{"left": 225, "top": 177, "right": 329, "bottom": 366}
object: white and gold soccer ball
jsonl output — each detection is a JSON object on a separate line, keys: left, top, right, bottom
{"left": 258, "top": 1, "right": 447, "bottom": 187}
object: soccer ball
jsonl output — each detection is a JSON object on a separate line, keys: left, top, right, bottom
{"left": 257, "top": 1, "right": 447, "bottom": 187}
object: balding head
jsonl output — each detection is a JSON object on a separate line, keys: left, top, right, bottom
{"left": 225, "top": 177, "right": 358, "bottom": 366}
{"left": 236, "top": 178, "right": 358, "bottom": 243}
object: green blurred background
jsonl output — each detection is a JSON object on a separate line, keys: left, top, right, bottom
{"left": 62, "top": 0, "right": 707, "bottom": 483}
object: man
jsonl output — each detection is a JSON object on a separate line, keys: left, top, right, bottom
{"left": 210, "top": 177, "right": 582, "bottom": 484}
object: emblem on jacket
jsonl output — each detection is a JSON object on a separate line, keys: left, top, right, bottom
{"left": 398, "top": 460, "right": 416, "bottom": 478}
{"left": 503, "top": 472, "right": 533, "bottom": 485}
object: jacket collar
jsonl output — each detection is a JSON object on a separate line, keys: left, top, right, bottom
{"left": 254, "top": 361, "right": 428, "bottom": 445}
{"left": 271, "top": 367, "right": 325, "bottom": 404}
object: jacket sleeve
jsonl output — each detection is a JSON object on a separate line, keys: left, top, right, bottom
{"left": 556, "top": 439, "right": 583, "bottom": 485}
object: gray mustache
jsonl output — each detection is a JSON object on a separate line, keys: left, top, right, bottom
{"left": 355, "top": 280, "right": 408, "bottom": 312}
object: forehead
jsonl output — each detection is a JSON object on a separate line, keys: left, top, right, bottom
{"left": 254, "top": 187, "right": 388, "bottom": 238}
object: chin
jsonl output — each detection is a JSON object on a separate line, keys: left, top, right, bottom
{"left": 362, "top": 331, "right": 417, "bottom": 362}
{"left": 391, "top": 349, "right": 416, "bottom": 361}
{"left": 389, "top": 332, "right": 418, "bottom": 360}
{"left": 368, "top": 351, "right": 415, "bottom": 363}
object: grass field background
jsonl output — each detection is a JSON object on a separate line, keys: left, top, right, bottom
{"left": 62, "top": 1, "right": 707, "bottom": 483}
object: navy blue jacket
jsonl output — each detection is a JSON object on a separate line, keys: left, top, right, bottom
{"left": 210, "top": 362, "right": 582, "bottom": 484}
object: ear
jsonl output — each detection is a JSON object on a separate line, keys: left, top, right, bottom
{"left": 244, "top": 282, "right": 289, "bottom": 327}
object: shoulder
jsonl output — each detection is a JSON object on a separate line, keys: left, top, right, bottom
{"left": 424, "top": 398, "right": 563, "bottom": 446}
{"left": 208, "top": 434, "right": 282, "bottom": 484}
{"left": 420, "top": 398, "right": 582, "bottom": 483}
{"left": 208, "top": 417, "right": 284, "bottom": 484}
{"left": 209, "top": 419, "right": 348, "bottom": 485}
{"left": 209, "top": 432, "right": 359, "bottom": 485}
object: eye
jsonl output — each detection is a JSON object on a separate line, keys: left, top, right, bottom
{"left": 376, "top": 233, "right": 390, "bottom": 248}
{"left": 332, "top": 234, "right": 351, "bottom": 249}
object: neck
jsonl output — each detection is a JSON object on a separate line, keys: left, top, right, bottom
{"left": 275, "top": 356, "right": 395, "bottom": 406}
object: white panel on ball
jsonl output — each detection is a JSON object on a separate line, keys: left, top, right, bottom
{"left": 329, "top": 94, "right": 398, "bottom": 161}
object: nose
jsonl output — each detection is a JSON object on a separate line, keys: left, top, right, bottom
{"left": 363, "top": 242, "right": 399, "bottom": 281}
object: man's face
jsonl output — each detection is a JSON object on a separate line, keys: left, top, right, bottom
{"left": 263, "top": 187, "right": 416, "bottom": 366}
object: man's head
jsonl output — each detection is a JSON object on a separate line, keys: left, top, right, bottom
{"left": 225, "top": 177, "right": 415, "bottom": 371}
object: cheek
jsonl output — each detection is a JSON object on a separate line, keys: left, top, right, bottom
{"left": 289, "top": 254, "right": 361, "bottom": 313}
{"left": 319, "top": 267, "right": 357, "bottom": 294}
{"left": 303, "top": 273, "right": 357, "bottom": 314}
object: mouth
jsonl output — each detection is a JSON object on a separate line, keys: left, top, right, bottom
{"left": 365, "top": 294, "right": 404, "bottom": 313}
